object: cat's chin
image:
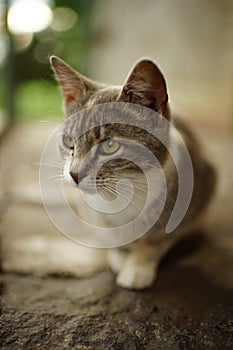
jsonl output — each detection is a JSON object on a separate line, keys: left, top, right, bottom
{"left": 77, "top": 183, "right": 99, "bottom": 195}
{"left": 67, "top": 180, "right": 79, "bottom": 189}
{"left": 64, "top": 175, "right": 95, "bottom": 194}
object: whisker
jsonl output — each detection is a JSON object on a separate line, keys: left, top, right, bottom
{"left": 107, "top": 179, "right": 173, "bottom": 227}
{"left": 35, "top": 162, "right": 62, "bottom": 170}
{"left": 109, "top": 177, "right": 175, "bottom": 207}
{"left": 48, "top": 174, "right": 64, "bottom": 180}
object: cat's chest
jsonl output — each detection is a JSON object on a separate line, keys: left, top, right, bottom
{"left": 83, "top": 191, "right": 146, "bottom": 228}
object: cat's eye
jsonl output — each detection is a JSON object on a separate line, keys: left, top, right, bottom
{"left": 62, "top": 134, "right": 75, "bottom": 149}
{"left": 101, "top": 140, "right": 120, "bottom": 154}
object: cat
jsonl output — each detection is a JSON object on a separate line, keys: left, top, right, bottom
{"left": 50, "top": 55, "right": 216, "bottom": 290}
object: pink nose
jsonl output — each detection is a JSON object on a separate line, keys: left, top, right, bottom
{"left": 70, "top": 172, "right": 79, "bottom": 184}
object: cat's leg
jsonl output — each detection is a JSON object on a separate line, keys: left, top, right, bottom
{"left": 115, "top": 238, "right": 176, "bottom": 290}
{"left": 107, "top": 248, "right": 131, "bottom": 274}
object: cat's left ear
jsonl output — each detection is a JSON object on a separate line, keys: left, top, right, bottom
{"left": 50, "top": 56, "right": 101, "bottom": 117}
{"left": 119, "top": 59, "right": 168, "bottom": 116}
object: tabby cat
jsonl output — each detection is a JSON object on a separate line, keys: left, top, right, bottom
{"left": 50, "top": 56, "right": 216, "bottom": 289}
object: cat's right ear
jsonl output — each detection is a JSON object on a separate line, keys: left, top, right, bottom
{"left": 119, "top": 59, "right": 168, "bottom": 116}
{"left": 50, "top": 56, "right": 99, "bottom": 117}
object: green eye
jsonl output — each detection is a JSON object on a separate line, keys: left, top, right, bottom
{"left": 63, "top": 135, "right": 75, "bottom": 149}
{"left": 101, "top": 140, "right": 120, "bottom": 154}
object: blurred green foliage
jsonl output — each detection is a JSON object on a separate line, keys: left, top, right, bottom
{"left": 0, "top": 79, "right": 5, "bottom": 109}
{"left": 1, "top": 0, "right": 95, "bottom": 121}
{"left": 15, "top": 80, "right": 63, "bottom": 121}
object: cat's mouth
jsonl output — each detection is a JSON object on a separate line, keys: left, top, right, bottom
{"left": 68, "top": 171, "right": 100, "bottom": 194}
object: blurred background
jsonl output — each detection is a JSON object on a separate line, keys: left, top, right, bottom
{"left": 0, "top": 0, "right": 232, "bottom": 130}
{"left": 1, "top": 2, "right": 233, "bottom": 344}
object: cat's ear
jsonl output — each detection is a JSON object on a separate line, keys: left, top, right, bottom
{"left": 119, "top": 59, "right": 168, "bottom": 115}
{"left": 50, "top": 56, "right": 100, "bottom": 117}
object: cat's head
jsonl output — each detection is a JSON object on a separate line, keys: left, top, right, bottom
{"left": 50, "top": 56, "right": 170, "bottom": 194}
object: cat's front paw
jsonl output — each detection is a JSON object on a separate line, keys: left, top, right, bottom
{"left": 107, "top": 249, "right": 128, "bottom": 273}
{"left": 116, "top": 265, "right": 156, "bottom": 290}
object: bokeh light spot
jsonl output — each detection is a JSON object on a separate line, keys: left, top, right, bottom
{"left": 50, "top": 7, "right": 78, "bottom": 32}
{"left": 13, "top": 33, "right": 33, "bottom": 52}
{"left": 7, "top": 0, "right": 53, "bottom": 34}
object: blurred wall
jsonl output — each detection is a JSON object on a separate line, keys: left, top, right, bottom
{"left": 90, "top": 0, "right": 233, "bottom": 129}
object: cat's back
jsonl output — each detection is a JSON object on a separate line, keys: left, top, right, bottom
{"left": 172, "top": 114, "right": 217, "bottom": 219}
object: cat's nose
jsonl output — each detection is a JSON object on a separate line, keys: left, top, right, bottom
{"left": 70, "top": 172, "right": 79, "bottom": 184}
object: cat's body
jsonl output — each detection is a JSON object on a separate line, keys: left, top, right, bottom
{"left": 50, "top": 56, "right": 216, "bottom": 289}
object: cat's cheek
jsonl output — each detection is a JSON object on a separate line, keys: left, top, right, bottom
{"left": 63, "top": 157, "right": 76, "bottom": 186}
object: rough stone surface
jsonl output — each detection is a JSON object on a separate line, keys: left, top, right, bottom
{"left": 0, "top": 123, "right": 233, "bottom": 350}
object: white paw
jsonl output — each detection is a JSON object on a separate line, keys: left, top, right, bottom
{"left": 107, "top": 249, "right": 128, "bottom": 274}
{"left": 116, "top": 265, "right": 156, "bottom": 290}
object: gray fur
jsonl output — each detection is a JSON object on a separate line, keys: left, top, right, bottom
{"left": 50, "top": 56, "right": 216, "bottom": 289}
